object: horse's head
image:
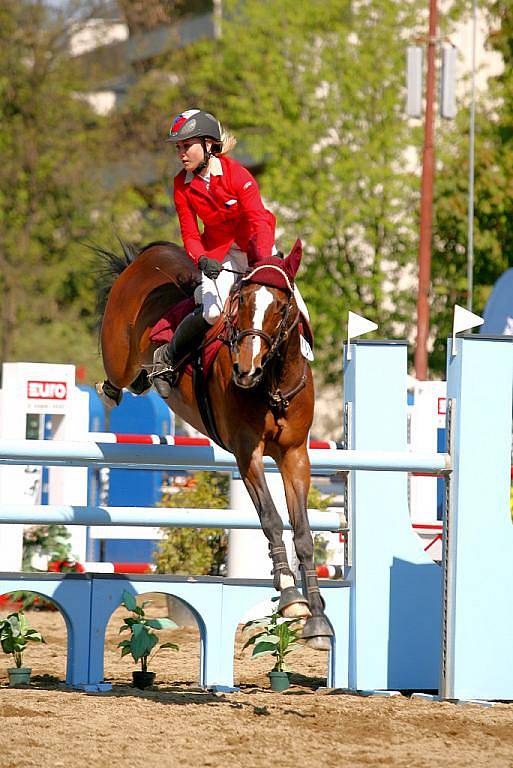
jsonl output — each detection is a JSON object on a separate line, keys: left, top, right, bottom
{"left": 230, "top": 241, "right": 302, "bottom": 389}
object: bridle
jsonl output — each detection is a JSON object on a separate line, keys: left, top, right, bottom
{"left": 225, "top": 266, "right": 308, "bottom": 412}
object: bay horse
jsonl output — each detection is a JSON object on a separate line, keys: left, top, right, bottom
{"left": 95, "top": 239, "right": 333, "bottom": 650}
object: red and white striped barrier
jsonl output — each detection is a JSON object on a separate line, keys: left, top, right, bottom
{"left": 88, "top": 433, "right": 343, "bottom": 450}
{"left": 83, "top": 561, "right": 155, "bottom": 574}
{"left": 316, "top": 564, "right": 344, "bottom": 579}
{"left": 83, "top": 561, "right": 345, "bottom": 578}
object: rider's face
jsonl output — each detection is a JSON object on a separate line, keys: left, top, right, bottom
{"left": 175, "top": 138, "right": 212, "bottom": 172}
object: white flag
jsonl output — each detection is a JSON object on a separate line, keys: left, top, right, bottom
{"left": 346, "top": 312, "right": 378, "bottom": 360}
{"left": 453, "top": 305, "right": 484, "bottom": 335}
{"left": 452, "top": 304, "right": 484, "bottom": 355}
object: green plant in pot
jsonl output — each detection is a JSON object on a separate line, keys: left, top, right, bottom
{"left": 118, "top": 590, "right": 179, "bottom": 690}
{"left": 0, "top": 611, "right": 45, "bottom": 687}
{"left": 242, "top": 605, "right": 303, "bottom": 692}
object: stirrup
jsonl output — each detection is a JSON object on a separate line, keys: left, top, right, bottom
{"left": 148, "top": 345, "right": 178, "bottom": 386}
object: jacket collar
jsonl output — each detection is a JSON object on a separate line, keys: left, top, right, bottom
{"left": 185, "top": 156, "right": 223, "bottom": 185}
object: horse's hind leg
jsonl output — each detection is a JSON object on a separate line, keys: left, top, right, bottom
{"left": 238, "top": 449, "right": 310, "bottom": 619}
{"left": 97, "top": 320, "right": 148, "bottom": 408}
{"left": 278, "top": 445, "right": 334, "bottom": 651}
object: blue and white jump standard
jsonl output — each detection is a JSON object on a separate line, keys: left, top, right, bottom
{"left": 0, "top": 334, "right": 511, "bottom": 700}
{"left": 442, "top": 334, "right": 513, "bottom": 701}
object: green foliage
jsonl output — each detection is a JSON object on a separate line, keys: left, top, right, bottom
{"left": 0, "top": 2, "right": 109, "bottom": 373}
{"left": 22, "top": 524, "right": 73, "bottom": 571}
{"left": 308, "top": 485, "right": 333, "bottom": 513}
{"left": 242, "top": 605, "right": 302, "bottom": 673}
{"left": 308, "top": 485, "right": 335, "bottom": 564}
{"left": 117, "top": 590, "right": 178, "bottom": 673}
{"left": 431, "top": 2, "right": 513, "bottom": 372}
{"left": 0, "top": 611, "right": 45, "bottom": 668}
{"left": 154, "top": 472, "right": 229, "bottom": 575}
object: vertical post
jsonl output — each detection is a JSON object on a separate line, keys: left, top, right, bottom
{"left": 344, "top": 340, "right": 441, "bottom": 692}
{"left": 442, "top": 335, "right": 513, "bottom": 700}
{"left": 466, "top": 0, "right": 477, "bottom": 311}
{"left": 415, "top": 0, "right": 438, "bottom": 381}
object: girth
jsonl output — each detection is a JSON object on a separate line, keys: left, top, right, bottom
{"left": 192, "top": 355, "right": 229, "bottom": 452}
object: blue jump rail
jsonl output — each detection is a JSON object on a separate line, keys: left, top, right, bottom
{"left": 0, "top": 505, "right": 342, "bottom": 531}
{"left": 0, "top": 439, "right": 451, "bottom": 474}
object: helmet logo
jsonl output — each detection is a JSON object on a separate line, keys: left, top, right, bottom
{"left": 181, "top": 118, "right": 196, "bottom": 135}
{"left": 171, "top": 115, "right": 187, "bottom": 134}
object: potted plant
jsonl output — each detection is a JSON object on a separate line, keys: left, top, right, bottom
{"left": 242, "top": 606, "right": 303, "bottom": 692}
{"left": 0, "top": 611, "right": 45, "bottom": 687}
{"left": 118, "top": 590, "right": 179, "bottom": 690}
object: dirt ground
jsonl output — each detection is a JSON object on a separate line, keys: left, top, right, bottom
{"left": 0, "top": 594, "right": 512, "bottom": 768}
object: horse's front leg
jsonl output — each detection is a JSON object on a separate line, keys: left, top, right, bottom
{"left": 238, "top": 448, "right": 311, "bottom": 620}
{"left": 277, "top": 445, "right": 334, "bottom": 651}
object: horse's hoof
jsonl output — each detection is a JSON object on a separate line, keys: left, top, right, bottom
{"left": 301, "top": 616, "right": 334, "bottom": 646}
{"left": 278, "top": 586, "right": 311, "bottom": 619}
{"left": 95, "top": 382, "right": 120, "bottom": 410}
{"left": 305, "top": 635, "right": 332, "bottom": 652}
{"left": 281, "top": 602, "right": 311, "bottom": 620}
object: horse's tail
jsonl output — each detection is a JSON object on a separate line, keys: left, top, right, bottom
{"left": 95, "top": 240, "right": 199, "bottom": 390}
{"left": 87, "top": 238, "right": 139, "bottom": 327}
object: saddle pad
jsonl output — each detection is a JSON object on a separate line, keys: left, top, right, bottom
{"left": 149, "top": 297, "right": 195, "bottom": 344}
{"left": 148, "top": 298, "right": 224, "bottom": 380}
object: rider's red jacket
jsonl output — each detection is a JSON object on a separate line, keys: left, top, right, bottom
{"left": 173, "top": 155, "right": 276, "bottom": 264}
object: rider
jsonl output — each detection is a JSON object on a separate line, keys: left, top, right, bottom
{"left": 152, "top": 108, "right": 277, "bottom": 379}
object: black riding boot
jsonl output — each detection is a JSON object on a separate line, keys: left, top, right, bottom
{"left": 152, "top": 309, "right": 210, "bottom": 382}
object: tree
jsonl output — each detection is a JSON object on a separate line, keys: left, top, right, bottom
{"left": 0, "top": 1, "right": 112, "bottom": 373}
{"left": 154, "top": 472, "right": 228, "bottom": 575}
{"left": 431, "top": 2, "right": 512, "bottom": 371}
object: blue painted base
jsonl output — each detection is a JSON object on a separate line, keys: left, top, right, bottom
{"left": 0, "top": 572, "right": 347, "bottom": 692}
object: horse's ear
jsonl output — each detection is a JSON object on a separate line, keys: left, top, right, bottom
{"left": 284, "top": 239, "right": 302, "bottom": 279}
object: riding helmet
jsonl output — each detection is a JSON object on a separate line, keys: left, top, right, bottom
{"left": 167, "top": 109, "right": 222, "bottom": 143}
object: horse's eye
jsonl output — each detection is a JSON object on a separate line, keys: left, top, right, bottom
{"left": 239, "top": 295, "right": 244, "bottom": 304}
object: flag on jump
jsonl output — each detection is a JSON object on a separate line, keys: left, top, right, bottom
{"left": 346, "top": 312, "right": 378, "bottom": 360}
{"left": 452, "top": 305, "right": 484, "bottom": 355}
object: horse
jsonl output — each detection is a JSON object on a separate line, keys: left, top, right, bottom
{"left": 95, "top": 238, "right": 334, "bottom": 650}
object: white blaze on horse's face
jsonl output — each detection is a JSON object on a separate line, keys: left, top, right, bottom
{"left": 233, "top": 284, "right": 275, "bottom": 388}
{"left": 252, "top": 286, "right": 275, "bottom": 363}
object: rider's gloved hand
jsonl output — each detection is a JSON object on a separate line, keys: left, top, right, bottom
{"left": 198, "top": 256, "right": 223, "bottom": 280}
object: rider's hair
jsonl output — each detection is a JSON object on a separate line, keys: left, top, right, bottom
{"left": 214, "top": 129, "right": 237, "bottom": 156}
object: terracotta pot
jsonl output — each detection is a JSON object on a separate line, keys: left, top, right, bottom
{"left": 132, "top": 671, "right": 156, "bottom": 690}
{"left": 8, "top": 667, "right": 31, "bottom": 687}
{"left": 268, "top": 671, "right": 290, "bottom": 692}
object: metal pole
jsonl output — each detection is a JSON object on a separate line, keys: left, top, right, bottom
{"left": 415, "top": 0, "right": 438, "bottom": 380}
{"left": 467, "top": 0, "right": 477, "bottom": 312}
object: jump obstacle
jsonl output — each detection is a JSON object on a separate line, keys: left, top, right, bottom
{"left": 0, "top": 334, "right": 512, "bottom": 701}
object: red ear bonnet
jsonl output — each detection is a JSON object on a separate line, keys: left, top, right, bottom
{"left": 283, "top": 239, "right": 302, "bottom": 280}
{"left": 245, "top": 239, "right": 303, "bottom": 292}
